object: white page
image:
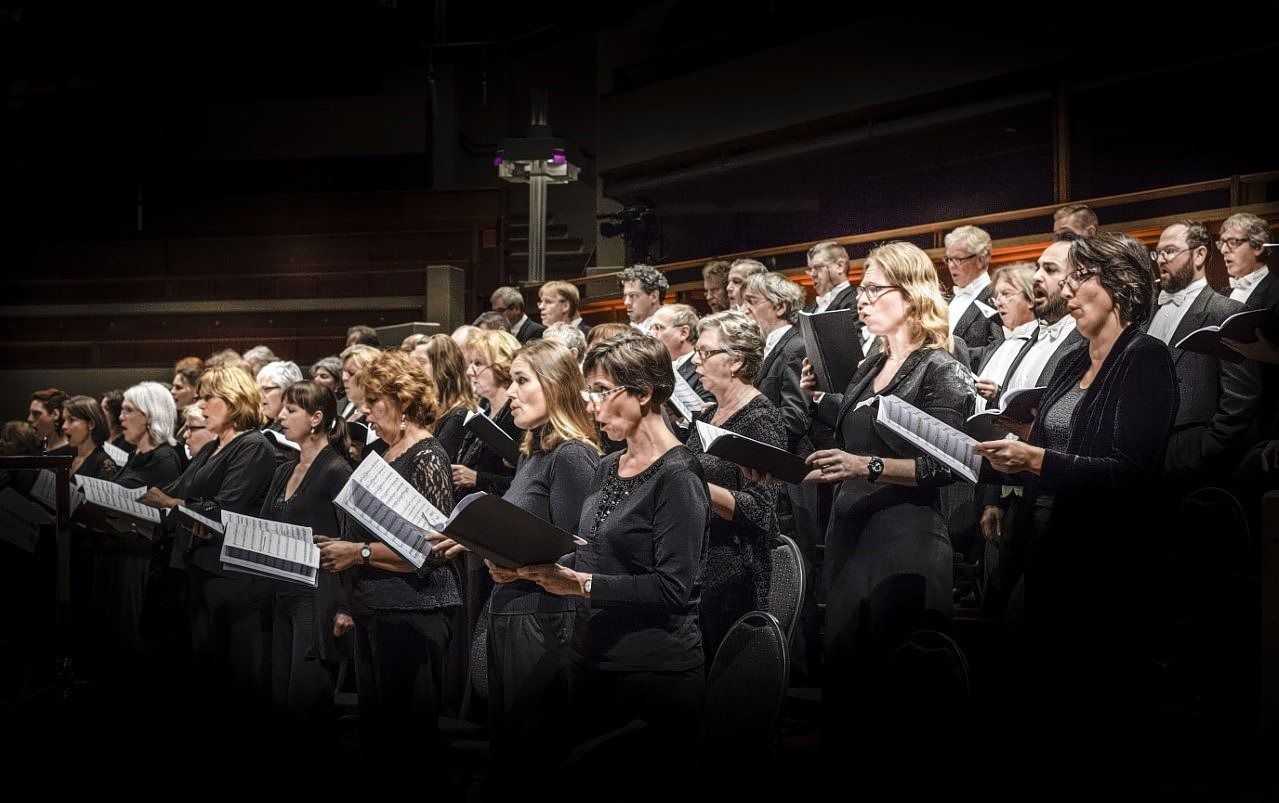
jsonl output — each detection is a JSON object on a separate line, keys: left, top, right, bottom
{"left": 264, "top": 428, "right": 302, "bottom": 452}
{"left": 973, "top": 299, "right": 998, "bottom": 319}
{"left": 220, "top": 510, "right": 318, "bottom": 586}
{"left": 334, "top": 451, "right": 447, "bottom": 568}
{"left": 0, "top": 486, "right": 49, "bottom": 552}
{"left": 31, "top": 469, "right": 57, "bottom": 509}
{"left": 875, "top": 395, "right": 981, "bottom": 483}
{"left": 694, "top": 419, "right": 730, "bottom": 449}
{"left": 175, "top": 505, "right": 225, "bottom": 534}
{"left": 671, "top": 370, "right": 706, "bottom": 416}
{"left": 102, "top": 441, "right": 129, "bottom": 466}
{"left": 76, "top": 475, "right": 161, "bottom": 523}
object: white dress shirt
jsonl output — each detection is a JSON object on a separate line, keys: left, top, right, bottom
{"left": 1148, "top": 277, "right": 1207, "bottom": 345}
{"left": 1229, "top": 266, "right": 1269, "bottom": 304}
{"left": 513, "top": 314, "right": 530, "bottom": 336}
{"left": 948, "top": 272, "right": 991, "bottom": 335}
{"left": 763, "top": 324, "right": 793, "bottom": 362}
{"left": 633, "top": 316, "right": 655, "bottom": 333}
{"left": 672, "top": 350, "right": 693, "bottom": 372}
{"left": 814, "top": 280, "right": 851, "bottom": 313}
{"left": 1006, "top": 315, "right": 1078, "bottom": 392}
{"left": 975, "top": 320, "right": 1038, "bottom": 412}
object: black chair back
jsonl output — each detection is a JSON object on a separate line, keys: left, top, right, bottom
{"left": 766, "top": 534, "right": 804, "bottom": 645}
{"left": 700, "top": 611, "right": 789, "bottom": 772}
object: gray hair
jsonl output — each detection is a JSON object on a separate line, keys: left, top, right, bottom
{"left": 243, "top": 345, "right": 278, "bottom": 364}
{"left": 474, "top": 310, "right": 511, "bottom": 331}
{"left": 124, "top": 381, "right": 177, "bottom": 447}
{"left": 490, "top": 286, "right": 525, "bottom": 310}
{"left": 618, "top": 264, "right": 669, "bottom": 296}
{"left": 696, "top": 309, "right": 764, "bottom": 382}
{"left": 542, "top": 322, "right": 587, "bottom": 356}
{"left": 311, "top": 356, "right": 341, "bottom": 379}
{"left": 990, "top": 262, "right": 1037, "bottom": 303}
{"left": 807, "top": 240, "right": 848, "bottom": 263}
{"left": 944, "top": 225, "right": 993, "bottom": 258}
{"left": 1221, "top": 213, "right": 1272, "bottom": 255}
{"left": 659, "top": 303, "right": 701, "bottom": 344}
{"left": 182, "top": 403, "right": 206, "bottom": 424}
{"left": 257, "top": 360, "right": 304, "bottom": 389}
{"left": 729, "top": 258, "right": 768, "bottom": 277}
{"left": 743, "top": 272, "right": 806, "bottom": 324}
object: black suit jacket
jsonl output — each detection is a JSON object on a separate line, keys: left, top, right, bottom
{"left": 754, "top": 326, "right": 810, "bottom": 452}
{"left": 951, "top": 282, "right": 1003, "bottom": 357}
{"left": 514, "top": 317, "right": 546, "bottom": 343}
{"left": 1241, "top": 272, "right": 1279, "bottom": 434}
{"left": 576, "top": 320, "right": 593, "bottom": 339}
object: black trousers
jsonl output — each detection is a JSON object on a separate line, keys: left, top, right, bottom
{"left": 569, "top": 662, "right": 705, "bottom": 761}
{"left": 272, "top": 588, "right": 336, "bottom": 723}
{"left": 188, "top": 569, "right": 274, "bottom": 710}
{"left": 487, "top": 610, "right": 574, "bottom": 783}
{"left": 352, "top": 607, "right": 452, "bottom": 753}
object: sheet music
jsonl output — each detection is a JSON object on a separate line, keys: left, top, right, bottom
{"left": 76, "top": 475, "right": 161, "bottom": 523}
{"left": 874, "top": 395, "right": 982, "bottom": 483}
{"left": 31, "top": 469, "right": 57, "bottom": 509}
{"left": 334, "top": 452, "right": 447, "bottom": 568}
{"left": 671, "top": 370, "right": 706, "bottom": 417}
{"left": 176, "top": 505, "right": 225, "bottom": 535}
{"left": 0, "top": 487, "right": 49, "bottom": 552}
{"left": 694, "top": 419, "right": 731, "bottom": 449}
{"left": 264, "top": 427, "right": 302, "bottom": 452}
{"left": 219, "top": 510, "right": 318, "bottom": 586}
{"left": 102, "top": 441, "right": 129, "bottom": 466}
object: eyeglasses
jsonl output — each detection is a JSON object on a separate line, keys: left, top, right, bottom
{"left": 119, "top": 404, "right": 140, "bottom": 416}
{"left": 1150, "top": 246, "right": 1198, "bottom": 262}
{"left": 693, "top": 347, "right": 730, "bottom": 361}
{"left": 805, "top": 260, "right": 840, "bottom": 273}
{"left": 1062, "top": 268, "right": 1100, "bottom": 292}
{"left": 993, "top": 290, "right": 1025, "bottom": 301}
{"left": 580, "top": 386, "right": 630, "bottom": 405}
{"left": 854, "top": 284, "right": 902, "bottom": 302}
{"left": 259, "top": 385, "right": 280, "bottom": 394}
{"left": 1216, "top": 236, "right": 1253, "bottom": 251}
{"left": 943, "top": 253, "right": 979, "bottom": 266}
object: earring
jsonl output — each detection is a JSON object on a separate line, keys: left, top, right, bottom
{"left": 310, "top": 425, "right": 317, "bottom": 436}
{"left": 400, "top": 413, "right": 406, "bottom": 433}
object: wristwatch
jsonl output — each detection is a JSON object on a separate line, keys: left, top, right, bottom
{"left": 866, "top": 456, "right": 885, "bottom": 483}
{"left": 583, "top": 576, "right": 593, "bottom": 596}
{"left": 360, "top": 543, "right": 372, "bottom": 565}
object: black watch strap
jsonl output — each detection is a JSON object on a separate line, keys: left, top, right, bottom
{"left": 866, "top": 456, "right": 885, "bottom": 483}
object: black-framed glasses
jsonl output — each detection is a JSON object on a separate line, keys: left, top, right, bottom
{"left": 1216, "top": 236, "right": 1253, "bottom": 251}
{"left": 1150, "top": 246, "right": 1198, "bottom": 262}
{"left": 943, "top": 253, "right": 979, "bottom": 266}
{"left": 259, "top": 385, "right": 280, "bottom": 394}
{"left": 580, "top": 386, "right": 630, "bottom": 405}
{"left": 1062, "top": 268, "right": 1100, "bottom": 292}
{"left": 693, "top": 347, "right": 730, "bottom": 361}
{"left": 854, "top": 284, "right": 902, "bottom": 302}
{"left": 805, "top": 260, "right": 841, "bottom": 273}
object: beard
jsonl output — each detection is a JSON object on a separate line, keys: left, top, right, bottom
{"left": 1159, "top": 260, "right": 1196, "bottom": 294}
{"left": 1033, "top": 292, "right": 1069, "bottom": 323}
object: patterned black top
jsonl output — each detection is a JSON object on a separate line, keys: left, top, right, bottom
{"left": 342, "top": 436, "right": 461, "bottom": 613}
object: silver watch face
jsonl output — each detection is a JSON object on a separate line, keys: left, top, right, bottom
{"left": 361, "top": 545, "right": 371, "bottom": 558}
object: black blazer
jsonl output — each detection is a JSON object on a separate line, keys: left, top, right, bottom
{"left": 514, "top": 317, "right": 547, "bottom": 343}
{"left": 1151, "top": 285, "right": 1261, "bottom": 476}
{"left": 676, "top": 355, "right": 714, "bottom": 404}
{"left": 754, "top": 326, "right": 810, "bottom": 452}
{"left": 576, "top": 320, "right": 594, "bottom": 339}
{"left": 1241, "top": 271, "right": 1279, "bottom": 434}
{"left": 951, "top": 282, "right": 1004, "bottom": 354}
{"left": 452, "top": 400, "right": 522, "bottom": 502}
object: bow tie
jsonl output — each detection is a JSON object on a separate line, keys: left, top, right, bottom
{"left": 1157, "top": 289, "right": 1190, "bottom": 307}
{"left": 1039, "top": 321, "right": 1063, "bottom": 342}
{"left": 1230, "top": 275, "right": 1257, "bottom": 291}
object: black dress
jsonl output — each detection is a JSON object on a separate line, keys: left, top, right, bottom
{"left": 339, "top": 435, "right": 459, "bottom": 752}
{"left": 432, "top": 405, "right": 471, "bottom": 469}
{"left": 259, "top": 445, "right": 352, "bottom": 723}
{"left": 810, "top": 347, "right": 971, "bottom": 762}
{"left": 686, "top": 394, "right": 783, "bottom": 659}
{"left": 68, "top": 444, "right": 120, "bottom": 667}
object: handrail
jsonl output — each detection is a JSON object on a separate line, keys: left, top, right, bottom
{"left": 542, "top": 171, "right": 1278, "bottom": 294}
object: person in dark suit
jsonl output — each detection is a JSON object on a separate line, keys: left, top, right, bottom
{"left": 943, "top": 225, "right": 1004, "bottom": 359}
{"left": 975, "top": 232, "right": 1178, "bottom": 789}
{"left": 537, "top": 279, "right": 593, "bottom": 338}
{"left": 798, "top": 241, "right": 971, "bottom": 779}
{"left": 493, "top": 285, "right": 546, "bottom": 343}
{"left": 262, "top": 381, "right": 353, "bottom": 728}
{"left": 1147, "top": 221, "right": 1260, "bottom": 484}
{"left": 742, "top": 273, "right": 809, "bottom": 452}
{"left": 802, "top": 239, "right": 866, "bottom": 351}
{"left": 648, "top": 303, "right": 714, "bottom": 404}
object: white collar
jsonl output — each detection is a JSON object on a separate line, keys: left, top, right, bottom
{"left": 1158, "top": 277, "right": 1207, "bottom": 307}
{"left": 513, "top": 314, "right": 530, "bottom": 333}
{"left": 571, "top": 317, "right": 584, "bottom": 327}
{"left": 672, "top": 350, "right": 694, "bottom": 370}
{"left": 764, "top": 324, "right": 793, "bottom": 356}
{"left": 1003, "top": 319, "right": 1038, "bottom": 340}
{"left": 816, "top": 280, "right": 851, "bottom": 307}
{"left": 952, "top": 271, "right": 991, "bottom": 300}
{"left": 1230, "top": 266, "right": 1269, "bottom": 291}
{"left": 1039, "top": 314, "right": 1077, "bottom": 342}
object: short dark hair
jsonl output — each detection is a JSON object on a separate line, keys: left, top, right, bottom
{"left": 31, "top": 388, "right": 67, "bottom": 418}
{"left": 1054, "top": 203, "right": 1098, "bottom": 228}
{"left": 618, "top": 264, "right": 669, "bottom": 296}
{"left": 173, "top": 357, "right": 204, "bottom": 385}
{"left": 473, "top": 310, "right": 511, "bottom": 332}
{"left": 346, "top": 325, "right": 381, "bottom": 348}
{"left": 1067, "top": 232, "right": 1157, "bottom": 326}
{"left": 1175, "top": 219, "right": 1213, "bottom": 252}
{"left": 582, "top": 332, "right": 674, "bottom": 415}
{"left": 282, "top": 380, "right": 349, "bottom": 457}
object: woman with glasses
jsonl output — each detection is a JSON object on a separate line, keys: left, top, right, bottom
{"left": 973, "top": 232, "right": 1176, "bottom": 780}
{"left": 137, "top": 365, "right": 280, "bottom": 710}
{"left": 315, "top": 349, "right": 459, "bottom": 754}
{"left": 971, "top": 262, "right": 1040, "bottom": 413}
{"left": 684, "top": 310, "right": 784, "bottom": 660}
{"left": 519, "top": 333, "right": 711, "bottom": 773}
{"left": 435, "top": 339, "right": 601, "bottom": 789}
{"left": 91, "top": 382, "right": 182, "bottom": 662}
{"left": 257, "top": 360, "right": 304, "bottom": 458}
{"left": 798, "top": 241, "right": 971, "bottom": 768}
{"left": 452, "top": 329, "right": 523, "bottom": 502}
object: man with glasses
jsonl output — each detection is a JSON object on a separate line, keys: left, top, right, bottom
{"left": 1219, "top": 213, "right": 1275, "bottom": 309}
{"left": 491, "top": 286, "right": 545, "bottom": 343}
{"left": 1148, "top": 221, "right": 1260, "bottom": 482}
{"left": 648, "top": 304, "right": 714, "bottom": 403}
{"left": 802, "top": 240, "right": 869, "bottom": 355}
{"left": 943, "top": 226, "right": 1004, "bottom": 362}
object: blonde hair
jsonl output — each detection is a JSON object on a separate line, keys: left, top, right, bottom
{"left": 466, "top": 329, "right": 522, "bottom": 386}
{"left": 197, "top": 365, "right": 265, "bottom": 432}
{"left": 540, "top": 280, "right": 581, "bottom": 317}
{"left": 512, "top": 340, "right": 601, "bottom": 456}
{"left": 990, "top": 262, "right": 1037, "bottom": 302}
{"left": 866, "top": 241, "right": 952, "bottom": 356}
